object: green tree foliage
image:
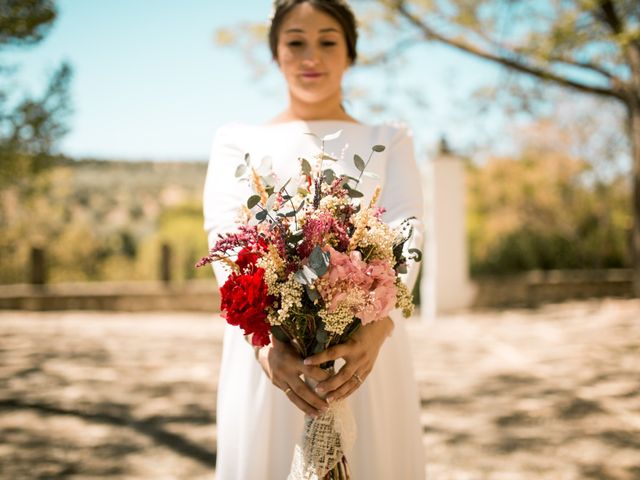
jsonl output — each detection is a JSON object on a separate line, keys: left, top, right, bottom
{"left": 0, "top": 0, "right": 73, "bottom": 189}
{"left": 467, "top": 122, "right": 631, "bottom": 274}
{"left": 375, "top": 0, "right": 640, "bottom": 290}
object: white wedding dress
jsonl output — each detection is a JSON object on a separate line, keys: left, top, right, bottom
{"left": 203, "top": 120, "right": 426, "bottom": 480}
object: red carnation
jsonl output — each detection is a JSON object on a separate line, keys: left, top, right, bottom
{"left": 219, "top": 267, "right": 273, "bottom": 346}
{"left": 236, "top": 247, "right": 261, "bottom": 271}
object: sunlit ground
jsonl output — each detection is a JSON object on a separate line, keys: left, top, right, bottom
{"left": 0, "top": 299, "right": 638, "bottom": 479}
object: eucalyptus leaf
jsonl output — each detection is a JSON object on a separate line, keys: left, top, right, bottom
{"left": 244, "top": 152, "right": 251, "bottom": 165}
{"left": 295, "top": 199, "right": 306, "bottom": 213}
{"left": 353, "top": 154, "right": 365, "bottom": 172}
{"left": 323, "top": 169, "right": 336, "bottom": 184}
{"left": 322, "top": 154, "right": 338, "bottom": 161}
{"left": 255, "top": 210, "right": 268, "bottom": 221}
{"left": 247, "top": 195, "right": 261, "bottom": 209}
{"left": 305, "top": 284, "right": 321, "bottom": 302}
{"left": 257, "top": 156, "right": 273, "bottom": 176}
{"left": 312, "top": 343, "right": 324, "bottom": 354}
{"left": 294, "top": 264, "right": 318, "bottom": 285}
{"left": 301, "top": 158, "right": 312, "bottom": 176}
{"left": 262, "top": 173, "right": 276, "bottom": 188}
{"left": 346, "top": 186, "right": 364, "bottom": 198}
{"left": 309, "top": 245, "right": 330, "bottom": 276}
{"left": 372, "top": 145, "right": 386, "bottom": 152}
{"left": 315, "top": 327, "right": 329, "bottom": 343}
{"left": 266, "top": 193, "right": 277, "bottom": 210}
{"left": 322, "top": 129, "right": 342, "bottom": 142}
{"left": 340, "top": 174, "right": 359, "bottom": 183}
{"left": 235, "top": 164, "right": 247, "bottom": 178}
{"left": 271, "top": 325, "right": 289, "bottom": 343}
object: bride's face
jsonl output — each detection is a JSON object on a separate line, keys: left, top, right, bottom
{"left": 276, "top": 3, "right": 351, "bottom": 104}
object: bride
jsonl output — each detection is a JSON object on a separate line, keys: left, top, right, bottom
{"left": 203, "top": 1, "right": 426, "bottom": 478}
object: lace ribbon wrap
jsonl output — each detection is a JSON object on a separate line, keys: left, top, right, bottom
{"left": 288, "top": 373, "right": 357, "bottom": 479}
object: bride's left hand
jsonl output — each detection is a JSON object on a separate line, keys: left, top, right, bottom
{"left": 303, "top": 316, "right": 394, "bottom": 403}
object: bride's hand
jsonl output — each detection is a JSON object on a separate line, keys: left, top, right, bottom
{"left": 303, "top": 316, "right": 394, "bottom": 403}
{"left": 256, "top": 336, "right": 331, "bottom": 417}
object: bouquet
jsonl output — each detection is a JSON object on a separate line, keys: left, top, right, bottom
{"left": 197, "top": 129, "right": 421, "bottom": 480}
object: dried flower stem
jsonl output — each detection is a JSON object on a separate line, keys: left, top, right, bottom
{"left": 348, "top": 210, "right": 368, "bottom": 252}
{"left": 251, "top": 168, "right": 268, "bottom": 206}
{"left": 369, "top": 186, "right": 381, "bottom": 209}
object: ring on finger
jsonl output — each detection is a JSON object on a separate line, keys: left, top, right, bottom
{"left": 284, "top": 386, "right": 293, "bottom": 395}
{"left": 353, "top": 373, "right": 363, "bottom": 384}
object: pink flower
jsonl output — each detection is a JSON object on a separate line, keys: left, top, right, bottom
{"left": 316, "top": 246, "right": 396, "bottom": 325}
{"left": 298, "top": 213, "right": 349, "bottom": 258}
{"left": 358, "top": 260, "right": 397, "bottom": 325}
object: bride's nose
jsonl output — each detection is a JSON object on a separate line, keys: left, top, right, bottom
{"left": 301, "top": 45, "right": 320, "bottom": 65}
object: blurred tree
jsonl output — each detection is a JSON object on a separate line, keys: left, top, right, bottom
{"left": 0, "top": 0, "right": 72, "bottom": 190}
{"left": 374, "top": 0, "right": 640, "bottom": 292}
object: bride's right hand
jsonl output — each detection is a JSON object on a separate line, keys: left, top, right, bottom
{"left": 256, "top": 337, "right": 331, "bottom": 417}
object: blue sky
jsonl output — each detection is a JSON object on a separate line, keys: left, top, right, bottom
{"left": 6, "top": 0, "right": 506, "bottom": 162}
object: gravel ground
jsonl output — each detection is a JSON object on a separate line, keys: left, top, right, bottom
{"left": 0, "top": 298, "right": 639, "bottom": 479}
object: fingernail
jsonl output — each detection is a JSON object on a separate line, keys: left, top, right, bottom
{"left": 315, "top": 387, "right": 324, "bottom": 394}
{"left": 304, "top": 359, "right": 312, "bottom": 365}
{"left": 326, "top": 396, "right": 334, "bottom": 403}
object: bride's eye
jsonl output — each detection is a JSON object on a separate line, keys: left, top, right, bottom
{"left": 287, "top": 40, "right": 304, "bottom": 47}
{"left": 321, "top": 41, "right": 336, "bottom": 47}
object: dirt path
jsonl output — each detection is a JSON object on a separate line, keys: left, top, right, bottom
{"left": 0, "top": 299, "right": 638, "bottom": 479}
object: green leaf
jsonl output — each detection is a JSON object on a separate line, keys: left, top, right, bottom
{"left": 294, "top": 264, "right": 318, "bottom": 285}
{"left": 266, "top": 193, "right": 277, "bottom": 210}
{"left": 346, "top": 186, "right": 364, "bottom": 198}
{"left": 322, "top": 129, "right": 342, "bottom": 141}
{"left": 271, "top": 325, "right": 289, "bottom": 343}
{"left": 353, "top": 154, "right": 365, "bottom": 172}
{"left": 244, "top": 152, "right": 250, "bottom": 165}
{"left": 262, "top": 173, "right": 276, "bottom": 188}
{"left": 322, "top": 154, "right": 338, "bottom": 161}
{"left": 305, "top": 284, "right": 321, "bottom": 302}
{"left": 315, "top": 327, "right": 329, "bottom": 343}
{"left": 235, "top": 164, "right": 247, "bottom": 177}
{"left": 255, "top": 210, "right": 268, "bottom": 221}
{"left": 309, "top": 245, "right": 330, "bottom": 276}
{"left": 257, "top": 156, "right": 272, "bottom": 175}
{"left": 301, "top": 158, "right": 312, "bottom": 176}
{"left": 247, "top": 195, "right": 261, "bottom": 209}
{"left": 372, "top": 145, "right": 386, "bottom": 152}
{"left": 323, "top": 168, "right": 336, "bottom": 184}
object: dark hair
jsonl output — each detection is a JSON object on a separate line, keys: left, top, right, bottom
{"left": 268, "top": 0, "right": 358, "bottom": 64}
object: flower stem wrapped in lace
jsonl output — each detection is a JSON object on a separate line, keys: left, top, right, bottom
{"left": 289, "top": 365, "right": 355, "bottom": 480}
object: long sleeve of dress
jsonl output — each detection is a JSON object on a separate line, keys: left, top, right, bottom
{"left": 378, "top": 126, "right": 425, "bottom": 301}
{"left": 202, "top": 124, "right": 250, "bottom": 288}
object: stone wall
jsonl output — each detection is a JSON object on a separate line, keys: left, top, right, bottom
{"left": 0, "top": 270, "right": 633, "bottom": 311}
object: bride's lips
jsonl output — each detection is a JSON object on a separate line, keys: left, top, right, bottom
{"left": 300, "top": 71, "right": 325, "bottom": 79}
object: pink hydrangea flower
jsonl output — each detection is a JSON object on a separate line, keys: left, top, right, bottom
{"left": 317, "top": 246, "right": 397, "bottom": 325}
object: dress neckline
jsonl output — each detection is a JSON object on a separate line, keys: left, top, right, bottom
{"left": 248, "top": 119, "right": 369, "bottom": 128}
